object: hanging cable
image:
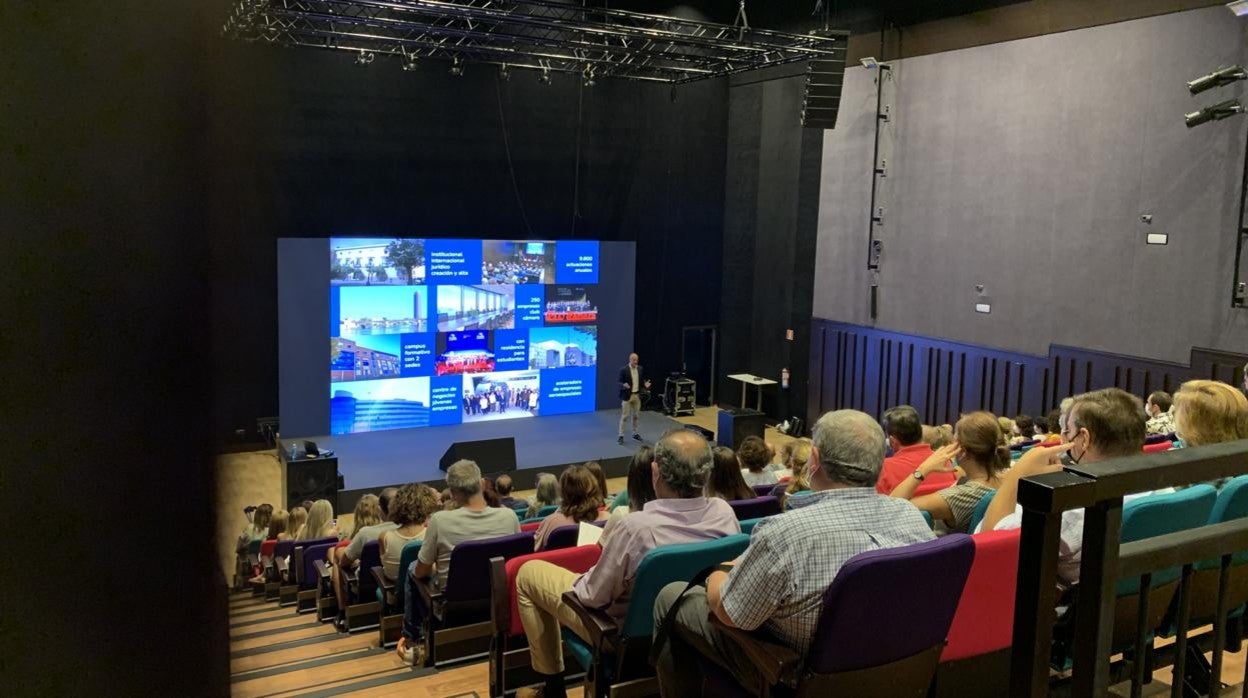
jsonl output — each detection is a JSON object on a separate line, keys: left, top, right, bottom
{"left": 494, "top": 77, "right": 536, "bottom": 238}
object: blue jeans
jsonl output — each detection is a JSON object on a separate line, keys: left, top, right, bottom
{"left": 402, "top": 561, "right": 429, "bottom": 642}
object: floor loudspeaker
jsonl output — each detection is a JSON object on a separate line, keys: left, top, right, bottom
{"left": 286, "top": 457, "right": 340, "bottom": 510}
{"left": 439, "top": 437, "right": 517, "bottom": 473}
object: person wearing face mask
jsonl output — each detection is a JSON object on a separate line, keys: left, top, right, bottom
{"left": 980, "top": 388, "right": 1171, "bottom": 589}
{"left": 1143, "top": 390, "right": 1176, "bottom": 436}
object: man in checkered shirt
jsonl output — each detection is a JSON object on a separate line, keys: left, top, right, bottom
{"left": 652, "top": 409, "right": 934, "bottom": 695}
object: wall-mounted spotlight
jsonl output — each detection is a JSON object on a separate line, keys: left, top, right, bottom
{"left": 859, "top": 57, "right": 891, "bottom": 71}
{"left": 449, "top": 56, "right": 464, "bottom": 76}
{"left": 401, "top": 52, "right": 418, "bottom": 72}
{"left": 1185, "top": 98, "right": 1245, "bottom": 128}
{"left": 1188, "top": 65, "right": 1247, "bottom": 94}
{"left": 538, "top": 67, "right": 552, "bottom": 85}
{"left": 354, "top": 49, "right": 375, "bottom": 66}
{"left": 498, "top": 63, "right": 511, "bottom": 81}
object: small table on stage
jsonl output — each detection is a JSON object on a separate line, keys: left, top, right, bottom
{"left": 727, "top": 373, "right": 778, "bottom": 412}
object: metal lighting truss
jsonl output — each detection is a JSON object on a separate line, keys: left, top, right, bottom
{"left": 223, "top": 0, "right": 847, "bottom": 83}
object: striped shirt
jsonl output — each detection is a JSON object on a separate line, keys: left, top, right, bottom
{"left": 719, "top": 487, "right": 935, "bottom": 655}
{"left": 936, "top": 480, "right": 995, "bottom": 533}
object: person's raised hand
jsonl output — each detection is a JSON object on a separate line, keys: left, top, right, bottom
{"left": 1011, "top": 441, "right": 1073, "bottom": 477}
{"left": 917, "top": 442, "right": 961, "bottom": 476}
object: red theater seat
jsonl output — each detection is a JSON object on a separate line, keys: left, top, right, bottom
{"left": 1142, "top": 441, "right": 1172, "bottom": 454}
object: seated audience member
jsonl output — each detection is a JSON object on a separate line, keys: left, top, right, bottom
{"left": 997, "top": 416, "right": 1016, "bottom": 441}
{"left": 298, "top": 499, "right": 337, "bottom": 540}
{"left": 1144, "top": 390, "right": 1176, "bottom": 436}
{"left": 601, "top": 446, "right": 657, "bottom": 544}
{"left": 440, "top": 488, "right": 457, "bottom": 511}
{"left": 876, "top": 405, "right": 955, "bottom": 495}
{"left": 496, "top": 474, "right": 524, "bottom": 510}
{"left": 533, "top": 466, "right": 611, "bottom": 550}
{"left": 237, "top": 503, "right": 272, "bottom": 553}
{"left": 380, "top": 484, "right": 439, "bottom": 580}
{"left": 585, "top": 461, "right": 611, "bottom": 503}
{"left": 268, "top": 509, "right": 292, "bottom": 541}
{"left": 515, "top": 429, "right": 739, "bottom": 697}
{"left": 288, "top": 506, "right": 308, "bottom": 540}
{"left": 982, "top": 388, "right": 1162, "bottom": 587}
{"left": 1172, "top": 380, "right": 1248, "bottom": 483}
{"left": 1010, "top": 415, "right": 1034, "bottom": 445}
{"left": 525, "top": 472, "right": 560, "bottom": 519}
{"left": 481, "top": 477, "right": 503, "bottom": 508}
{"left": 737, "top": 435, "right": 777, "bottom": 487}
{"left": 398, "top": 460, "right": 520, "bottom": 664}
{"left": 1032, "top": 416, "right": 1055, "bottom": 444}
{"left": 705, "top": 446, "right": 756, "bottom": 501}
{"left": 922, "top": 423, "right": 954, "bottom": 449}
{"left": 890, "top": 411, "right": 1008, "bottom": 533}
{"left": 769, "top": 438, "right": 815, "bottom": 504}
{"left": 332, "top": 490, "right": 398, "bottom": 624}
{"left": 652, "top": 410, "right": 934, "bottom": 695}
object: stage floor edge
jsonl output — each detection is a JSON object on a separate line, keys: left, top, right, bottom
{"left": 292, "top": 407, "right": 685, "bottom": 495}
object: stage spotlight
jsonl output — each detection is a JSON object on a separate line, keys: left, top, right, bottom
{"left": 539, "top": 67, "right": 551, "bottom": 85}
{"left": 859, "top": 57, "right": 879, "bottom": 69}
{"left": 1187, "top": 65, "right": 1246, "bottom": 94}
{"left": 355, "top": 49, "right": 375, "bottom": 66}
{"left": 401, "top": 55, "right": 418, "bottom": 72}
{"left": 1229, "top": 1, "right": 1248, "bottom": 17}
{"left": 1185, "top": 98, "right": 1245, "bottom": 128}
{"left": 498, "top": 63, "right": 511, "bottom": 81}
{"left": 449, "top": 56, "right": 463, "bottom": 76}
{"left": 582, "top": 64, "right": 595, "bottom": 87}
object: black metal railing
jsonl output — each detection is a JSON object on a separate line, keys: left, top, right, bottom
{"left": 1010, "top": 439, "right": 1248, "bottom": 697}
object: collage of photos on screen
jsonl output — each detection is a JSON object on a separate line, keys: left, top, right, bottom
{"left": 331, "top": 237, "right": 427, "bottom": 286}
{"left": 462, "top": 370, "right": 540, "bottom": 422}
{"left": 482, "top": 240, "right": 556, "bottom": 284}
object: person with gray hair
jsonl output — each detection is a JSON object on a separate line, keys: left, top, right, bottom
{"left": 398, "top": 460, "right": 519, "bottom": 665}
{"left": 514, "top": 428, "right": 738, "bottom": 698}
{"left": 652, "top": 410, "right": 934, "bottom": 696}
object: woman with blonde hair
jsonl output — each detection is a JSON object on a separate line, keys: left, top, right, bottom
{"left": 533, "top": 466, "right": 610, "bottom": 550}
{"left": 288, "top": 506, "right": 308, "bottom": 540}
{"left": 298, "top": 499, "right": 337, "bottom": 540}
{"left": 525, "top": 472, "right": 560, "bottom": 519}
{"left": 347, "top": 494, "right": 384, "bottom": 539}
{"left": 1173, "top": 380, "right": 1248, "bottom": 447}
{"left": 891, "top": 411, "right": 1010, "bottom": 533}
{"left": 267, "top": 509, "right": 292, "bottom": 541}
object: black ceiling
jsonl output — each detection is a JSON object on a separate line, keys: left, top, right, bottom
{"left": 609, "top": 0, "right": 1033, "bottom": 35}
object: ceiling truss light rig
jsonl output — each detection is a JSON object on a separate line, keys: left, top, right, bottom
{"left": 222, "top": 0, "right": 846, "bottom": 84}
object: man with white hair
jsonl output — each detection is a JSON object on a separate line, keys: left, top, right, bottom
{"left": 397, "top": 459, "right": 518, "bottom": 665}
{"left": 652, "top": 410, "right": 934, "bottom": 696}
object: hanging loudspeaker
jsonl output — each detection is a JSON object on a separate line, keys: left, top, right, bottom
{"left": 801, "top": 57, "right": 847, "bottom": 130}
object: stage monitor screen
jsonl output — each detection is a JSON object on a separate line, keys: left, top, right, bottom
{"left": 279, "top": 237, "right": 633, "bottom": 438}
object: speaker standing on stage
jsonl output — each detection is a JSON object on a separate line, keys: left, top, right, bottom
{"left": 618, "top": 353, "right": 651, "bottom": 444}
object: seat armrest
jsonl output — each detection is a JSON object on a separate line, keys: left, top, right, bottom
{"left": 414, "top": 571, "right": 444, "bottom": 608}
{"left": 314, "top": 559, "right": 331, "bottom": 581}
{"left": 560, "top": 591, "right": 618, "bottom": 650}
{"left": 371, "top": 566, "right": 395, "bottom": 594}
{"left": 710, "top": 616, "right": 802, "bottom": 688}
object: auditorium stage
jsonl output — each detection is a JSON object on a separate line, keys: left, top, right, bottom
{"left": 293, "top": 408, "right": 687, "bottom": 503}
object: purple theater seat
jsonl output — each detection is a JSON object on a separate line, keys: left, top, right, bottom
{"left": 729, "top": 496, "right": 783, "bottom": 521}
{"left": 752, "top": 483, "right": 776, "bottom": 498}
{"left": 708, "top": 534, "right": 975, "bottom": 697}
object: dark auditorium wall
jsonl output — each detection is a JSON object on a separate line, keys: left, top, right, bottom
{"left": 4, "top": 1, "right": 228, "bottom": 693}
{"left": 719, "top": 65, "right": 823, "bottom": 423}
{"left": 205, "top": 43, "right": 727, "bottom": 444}
{"left": 813, "top": 6, "right": 1248, "bottom": 367}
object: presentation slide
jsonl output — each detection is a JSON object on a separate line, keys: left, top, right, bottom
{"left": 320, "top": 238, "right": 609, "bottom": 435}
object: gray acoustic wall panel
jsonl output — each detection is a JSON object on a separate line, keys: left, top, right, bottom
{"left": 814, "top": 6, "right": 1248, "bottom": 363}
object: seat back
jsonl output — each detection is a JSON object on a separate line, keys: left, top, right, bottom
{"left": 1208, "top": 474, "right": 1248, "bottom": 527}
{"left": 728, "top": 496, "right": 782, "bottom": 521}
{"left": 292, "top": 536, "right": 339, "bottom": 585}
{"left": 752, "top": 483, "right": 776, "bottom": 498}
{"left": 807, "top": 534, "right": 975, "bottom": 675}
{"left": 355, "top": 541, "right": 382, "bottom": 602}
{"left": 738, "top": 517, "right": 775, "bottom": 535}
{"left": 246, "top": 538, "right": 262, "bottom": 564}
{"left": 620, "top": 534, "right": 751, "bottom": 639}
{"left": 1141, "top": 441, "right": 1172, "bottom": 454}
{"left": 259, "top": 539, "right": 277, "bottom": 558}
{"left": 301, "top": 542, "right": 335, "bottom": 589}
{"left": 444, "top": 532, "right": 536, "bottom": 603}
{"left": 537, "top": 504, "right": 559, "bottom": 518}
{"left": 941, "top": 530, "right": 1020, "bottom": 661}
{"left": 274, "top": 539, "right": 295, "bottom": 560}
{"left": 920, "top": 510, "right": 934, "bottom": 529}
{"left": 393, "top": 540, "right": 423, "bottom": 606}
{"left": 967, "top": 489, "right": 998, "bottom": 533}
{"left": 1117, "top": 485, "right": 1218, "bottom": 594}
{"left": 1143, "top": 433, "right": 1171, "bottom": 445}
{"left": 497, "top": 545, "right": 603, "bottom": 637}
{"left": 520, "top": 521, "right": 543, "bottom": 532}
{"left": 542, "top": 525, "right": 581, "bottom": 551}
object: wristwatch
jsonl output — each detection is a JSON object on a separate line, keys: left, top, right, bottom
{"left": 912, "top": 469, "right": 926, "bottom": 481}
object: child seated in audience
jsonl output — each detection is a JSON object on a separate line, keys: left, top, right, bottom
{"left": 704, "top": 446, "right": 756, "bottom": 501}
{"left": 890, "top": 411, "right": 1008, "bottom": 533}
{"left": 297, "top": 499, "right": 337, "bottom": 540}
{"left": 267, "top": 509, "right": 292, "bottom": 541}
{"left": 532, "top": 465, "right": 611, "bottom": 550}
{"left": 922, "top": 423, "right": 954, "bottom": 448}
{"left": 601, "top": 446, "right": 657, "bottom": 545}
{"left": 287, "top": 506, "right": 307, "bottom": 540}
{"left": 737, "top": 435, "right": 776, "bottom": 487}
{"left": 380, "top": 484, "right": 439, "bottom": 580}
{"left": 525, "top": 472, "right": 559, "bottom": 518}
{"left": 769, "top": 438, "right": 814, "bottom": 506}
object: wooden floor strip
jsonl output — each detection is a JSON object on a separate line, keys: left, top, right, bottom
{"left": 231, "top": 647, "right": 381, "bottom": 683}
{"left": 232, "top": 620, "right": 332, "bottom": 642}
{"left": 232, "top": 652, "right": 420, "bottom": 698}
{"left": 231, "top": 624, "right": 337, "bottom": 652}
{"left": 231, "top": 636, "right": 379, "bottom": 674}
{"left": 231, "top": 631, "right": 357, "bottom": 659}
{"left": 230, "top": 614, "right": 316, "bottom": 637}
{"left": 284, "top": 667, "right": 439, "bottom": 698}
{"left": 231, "top": 605, "right": 292, "bottom": 621}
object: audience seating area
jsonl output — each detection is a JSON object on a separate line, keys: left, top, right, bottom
{"left": 227, "top": 401, "right": 1247, "bottom": 697}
